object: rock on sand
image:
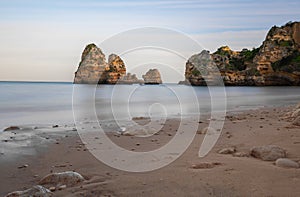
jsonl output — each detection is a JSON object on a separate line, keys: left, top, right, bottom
{"left": 250, "top": 145, "right": 286, "bottom": 161}
{"left": 197, "top": 127, "right": 218, "bottom": 135}
{"left": 232, "top": 152, "right": 249, "bottom": 157}
{"left": 218, "top": 147, "right": 236, "bottom": 154}
{"left": 5, "top": 185, "right": 52, "bottom": 197}
{"left": 39, "top": 171, "right": 85, "bottom": 187}
{"left": 275, "top": 158, "right": 299, "bottom": 169}
{"left": 291, "top": 109, "right": 300, "bottom": 118}
{"left": 293, "top": 116, "right": 300, "bottom": 126}
{"left": 191, "top": 162, "right": 222, "bottom": 169}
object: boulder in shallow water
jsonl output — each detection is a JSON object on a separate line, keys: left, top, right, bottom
{"left": 275, "top": 158, "right": 299, "bottom": 168}
{"left": 39, "top": 171, "right": 85, "bottom": 187}
{"left": 3, "top": 126, "right": 20, "bottom": 131}
{"left": 250, "top": 145, "right": 286, "bottom": 161}
{"left": 5, "top": 185, "right": 52, "bottom": 197}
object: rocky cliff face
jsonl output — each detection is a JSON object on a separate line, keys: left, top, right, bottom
{"left": 74, "top": 44, "right": 126, "bottom": 84}
{"left": 184, "top": 21, "right": 300, "bottom": 86}
{"left": 74, "top": 44, "right": 163, "bottom": 85}
{"left": 74, "top": 44, "right": 108, "bottom": 84}
{"left": 118, "top": 73, "right": 143, "bottom": 84}
{"left": 184, "top": 50, "right": 221, "bottom": 85}
{"left": 142, "top": 69, "right": 162, "bottom": 84}
{"left": 254, "top": 22, "right": 300, "bottom": 74}
{"left": 105, "top": 54, "right": 126, "bottom": 84}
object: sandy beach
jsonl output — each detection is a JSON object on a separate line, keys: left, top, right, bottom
{"left": 1, "top": 0, "right": 300, "bottom": 196}
{"left": 1, "top": 104, "right": 300, "bottom": 197}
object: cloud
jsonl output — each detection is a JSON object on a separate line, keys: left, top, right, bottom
{"left": 0, "top": 0, "right": 299, "bottom": 81}
{"left": 193, "top": 30, "right": 267, "bottom": 51}
{"left": 0, "top": 20, "right": 268, "bottom": 82}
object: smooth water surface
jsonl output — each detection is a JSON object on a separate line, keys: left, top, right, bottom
{"left": 0, "top": 81, "right": 300, "bottom": 129}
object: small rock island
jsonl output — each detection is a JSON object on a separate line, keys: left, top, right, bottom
{"left": 142, "top": 69, "right": 162, "bottom": 84}
{"left": 74, "top": 44, "right": 126, "bottom": 84}
{"left": 74, "top": 44, "right": 162, "bottom": 84}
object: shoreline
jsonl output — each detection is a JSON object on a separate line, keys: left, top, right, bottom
{"left": 1, "top": 105, "right": 300, "bottom": 196}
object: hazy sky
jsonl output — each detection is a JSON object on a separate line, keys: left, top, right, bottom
{"left": 0, "top": 0, "right": 300, "bottom": 82}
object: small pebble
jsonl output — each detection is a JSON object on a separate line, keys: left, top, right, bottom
{"left": 18, "top": 164, "right": 29, "bottom": 169}
{"left": 226, "top": 134, "right": 232, "bottom": 138}
{"left": 49, "top": 187, "right": 56, "bottom": 192}
{"left": 58, "top": 185, "right": 67, "bottom": 190}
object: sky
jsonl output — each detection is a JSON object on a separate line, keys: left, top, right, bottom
{"left": 0, "top": 0, "right": 300, "bottom": 82}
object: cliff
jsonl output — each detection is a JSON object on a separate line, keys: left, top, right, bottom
{"left": 184, "top": 21, "right": 300, "bottom": 86}
{"left": 74, "top": 44, "right": 126, "bottom": 84}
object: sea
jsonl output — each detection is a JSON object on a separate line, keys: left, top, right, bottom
{"left": 0, "top": 81, "right": 300, "bottom": 130}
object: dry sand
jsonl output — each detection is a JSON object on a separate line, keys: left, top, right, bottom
{"left": 1, "top": 106, "right": 300, "bottom": 196}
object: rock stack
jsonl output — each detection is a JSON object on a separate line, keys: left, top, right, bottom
{"left": 74, "top": 44, "right": 163, "bottom": 85}
{"left": 142, "top": 69, "right": 162, "bottom": 84}
{"left": 74, "top": 44, "right": 109, "bottom": 84}
{"left": 74, "top": 44, "right": 126, "bottom": 84}
{"left": 118, "top": 73, "right": 144, "bottom": 84}
{"left": 106, "top": 54, "right": 126, "bottom": 84}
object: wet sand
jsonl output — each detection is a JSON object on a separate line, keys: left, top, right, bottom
{"left": 1, "top": 106, "right": 300, "bottom": 196}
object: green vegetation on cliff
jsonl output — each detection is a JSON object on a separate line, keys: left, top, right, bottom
{"left": 241, "top": 48, "right": 260, "bottom": 61}
{"left": 245, "top": 68, "right": 261, "bottom": 76}
{"left": 191, "top": 69, "right": 201, "bottom": 76}
{"left": 214, "top": 46, "right": 231, "bottom": 56}
{"left": 214, "top": 47, "right": 260, "bottom": 71}
{"left": 185, "top": 21, "right": 300, "bottom": 86}
{"left": 272, "top": 51, "right": 300, "bottom": 72}
{"left": 278, "top": 40, "right": 293, "bottom": 47}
